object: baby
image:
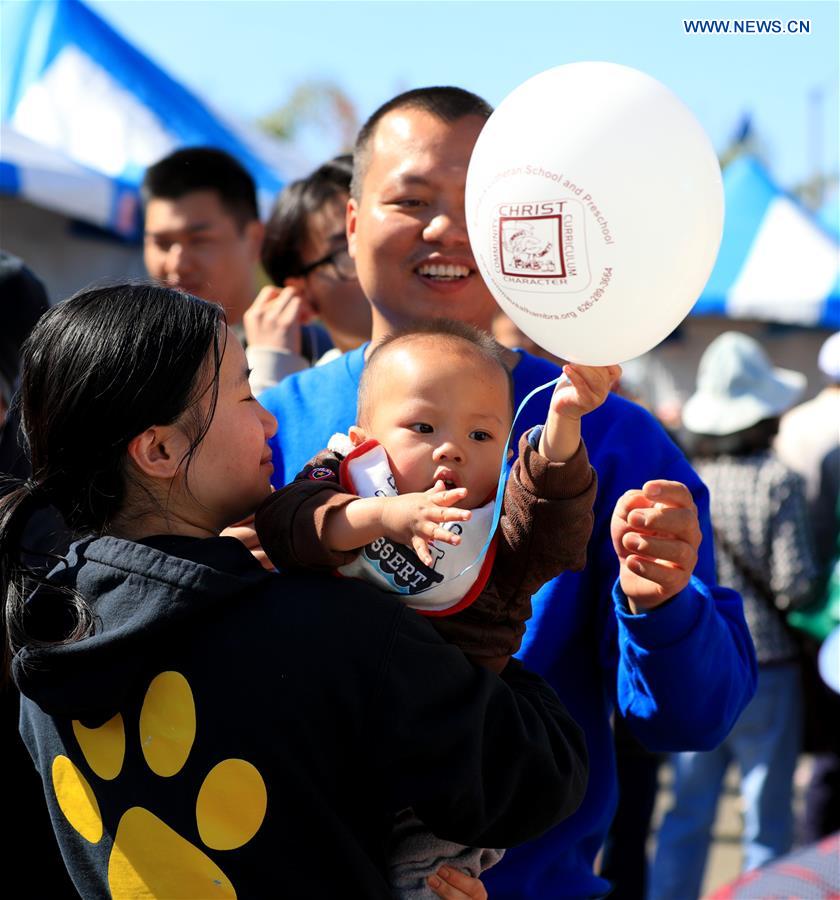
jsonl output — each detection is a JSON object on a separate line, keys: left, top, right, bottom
{"left": 255, "top": 318, "right": 618, "bottom": 896}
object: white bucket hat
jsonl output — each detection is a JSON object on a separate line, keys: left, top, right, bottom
{"left": 682, "top": 331, "right": 806, "bottom": 436}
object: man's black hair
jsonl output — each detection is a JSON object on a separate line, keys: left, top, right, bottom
{"left": 351, "top": 87, "right": 493, "bottom": 200}
{"left": 142, "top": 147, "right": 259, "bottom": 230}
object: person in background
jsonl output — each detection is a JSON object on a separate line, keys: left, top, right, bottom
{"left": 616, "top": 351, "right": 686, "bottom": 433}
{"left": 0, "top": 252, "right": 74, "bottom": 897}
{"left": 0, "top": 252, "right": 49, "bottom": 430}
{"left": 257, "top": 85, "right": 757, "bottom": 899}
{"left": 256, "top": 154, "right": 371, "bottom": 385}
{"left": 0, "top": 252, "right": 68, "bottom": 568}
{"left": 141, "top": 147, "right": 330, "bottom": 393}
{"left": 649, "top": 331, "right": 820, "bottom": 900}
{"left": 776, "top": 330, "right": 840, "bottom": 844}
{"left": 776, "top": 331, "right": 840, "bottom": 578}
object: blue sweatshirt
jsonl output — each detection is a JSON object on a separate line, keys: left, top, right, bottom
{"left": 260, "top": 345, "right": 757, "bottom": 898}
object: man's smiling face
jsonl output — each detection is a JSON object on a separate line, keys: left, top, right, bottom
{"left": 347, "top": 109, "right": 496, "bottom": 339}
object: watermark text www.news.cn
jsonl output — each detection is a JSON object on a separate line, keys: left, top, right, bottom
{"left": 683, "top": 18, "right": 810, "bottom": 35}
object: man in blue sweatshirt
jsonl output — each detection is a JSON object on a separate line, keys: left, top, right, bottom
{"left": 258, "top": 87, "right": 757, "bottom": 899}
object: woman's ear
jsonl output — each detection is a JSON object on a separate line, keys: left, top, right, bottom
{"left": 507, "top": 447, "right": 514, "bottom": 461}
{"left": 348, "top": 425, "right": 367, "bottom": 447}
{"left": 126, "top": 425, "right": 188, "bottom": 479}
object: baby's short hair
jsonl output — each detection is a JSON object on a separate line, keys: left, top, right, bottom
{"left": 357, "top": 319, "right": 515, "bottom": 426}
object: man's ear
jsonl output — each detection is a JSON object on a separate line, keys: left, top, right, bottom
{"left": 126, "top": 425, "right": 188, "bottom": 479}
{"left": 507, "top": 447, "right": 514, "bottom": 461}
{"left": 347, "top": 197, "right": 358, "bottom": 259}
{"left": 348, "top": 425, "right": 367, "bottom": 447}
{"left": 245, "top": 220, "right": 265, "bottom": 262}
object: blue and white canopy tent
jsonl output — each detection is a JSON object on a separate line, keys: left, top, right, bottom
{"left": 1, "top": 0, "right": 298, "bottom": 299}
{"left": 1, "top": 0, "right": 293, "bottom": 235}
{"left": 693, "top": 156, "right": 840, "bottom": 329}
{"left": 0, "top": 123, "right": 141, "bottom": 237}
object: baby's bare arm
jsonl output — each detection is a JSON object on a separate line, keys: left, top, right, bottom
{"left": 539, "top": 364, "right": 621, "bottom": 462}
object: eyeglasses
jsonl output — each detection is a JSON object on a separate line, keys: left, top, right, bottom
{"left": 299, "top": 246, "right": 357, "bottom": 281}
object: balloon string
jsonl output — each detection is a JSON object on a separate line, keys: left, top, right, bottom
{"left": 450, "top": 372, "right": 567, "bottom": 579}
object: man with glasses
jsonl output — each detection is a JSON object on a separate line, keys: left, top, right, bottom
{"left": 300, "top": 245, "right": 357, "bottom": 279}
{"left": 258, "top": 155, "right": 371, "bottom": 381}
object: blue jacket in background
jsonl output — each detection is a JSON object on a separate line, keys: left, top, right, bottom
{"left": 260, "top": 345, "right": 757, "bottom": 899}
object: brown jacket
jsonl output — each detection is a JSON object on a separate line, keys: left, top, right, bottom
{"left": 255, "top": 431, "right": 596, "bottom": 669}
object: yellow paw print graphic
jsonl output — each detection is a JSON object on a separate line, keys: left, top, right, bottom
{"left": 52, "top": 671, "right": 267, "bottom": 899}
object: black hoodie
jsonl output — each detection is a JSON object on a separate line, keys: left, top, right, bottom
{"left": 15, "top": 534, "right": 587, "bottom": 898}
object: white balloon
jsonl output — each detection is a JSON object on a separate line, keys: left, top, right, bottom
{"left": 466, "top": 62, "right": 724, "bottom": 365}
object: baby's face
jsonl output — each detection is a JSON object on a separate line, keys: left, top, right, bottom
{"left": 361, "top": 341, "right": 512, "bottom": 509}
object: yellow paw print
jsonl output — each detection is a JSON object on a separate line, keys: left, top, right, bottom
{"left": 52, "top": 671, "right": 267, "bottom": 899}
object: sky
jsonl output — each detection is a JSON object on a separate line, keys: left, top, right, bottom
{"left": 81, "top": 0, "right": 840, "bottom": 194}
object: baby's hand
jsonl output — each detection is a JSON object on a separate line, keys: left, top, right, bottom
{"left": 379, "top": 481, "right": 471, "bottom": 566}
{"left": 549, "top": 363, "right": 621, "bottom": 421}
{"left": 539, "top": 364, "right": 621, "bottom": 462}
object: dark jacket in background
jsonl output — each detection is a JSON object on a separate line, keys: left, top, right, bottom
{"left": 0, "top": 252, "right": 74, "bottom": 896}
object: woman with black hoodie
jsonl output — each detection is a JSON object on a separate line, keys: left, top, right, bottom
{"left": 0, "top": 283, "right": 587, "bottom": 899}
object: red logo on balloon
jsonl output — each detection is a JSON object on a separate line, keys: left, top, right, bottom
{"left": 499, "top": 213, "right": 566, "bottom": 278}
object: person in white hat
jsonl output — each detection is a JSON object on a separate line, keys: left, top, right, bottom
{"left": 650, "top": 331, "right": 821, "bottom": 900}
{"left": 776, "top": 331, "right": 840, "bottom": 569}
{"left": 776, "top": 331, "right": 840, "bottom": 845}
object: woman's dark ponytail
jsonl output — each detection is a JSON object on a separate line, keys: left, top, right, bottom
{"left": 0, "top": 479, "right": 94, "bottom": 681}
